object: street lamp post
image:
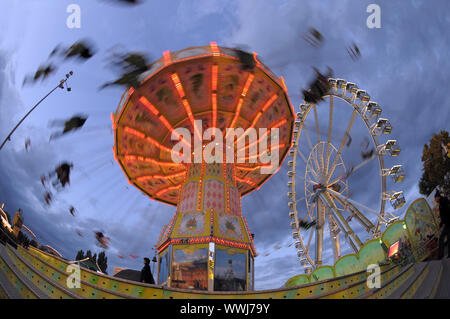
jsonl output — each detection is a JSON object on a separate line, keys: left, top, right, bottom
{"left": 0, "top": 71, "right": 73, "bottom": 151}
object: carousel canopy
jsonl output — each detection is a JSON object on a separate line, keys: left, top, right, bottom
{"left": 112, "top": 43, "right": 294, "bottom": 205}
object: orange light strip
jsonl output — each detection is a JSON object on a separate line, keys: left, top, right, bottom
{"left": 235, "top": 176, "right": 257, "bottom": 187}
{"left": 158, "top": 239, "right": 171, "bottom": 252}
{"left": 243, "top": 118, "right": 287, "bottom": 152}
{"left": 210, "top": 208, "right": 214, "bottom": 236}
{"left": 180, "top": 98, "right": 194, "bottom": 121}
{"left": 272, "top": 118, "right": 287, "bottom": 129}
{"left": 212, "top": 93, "right": 218, "bottom": 131}
{"left": 158, "top": 237, "right": 251, "bottom": 252}
{"left": 156, "top": 185, "right": 181, "bottom": 197}
{"left": 197, "top": 163, "right": 205, "bottom": 210}
{"left": 161, "top": 212, "right": 178, "bottom": 246}
{"left": 138, "top": 96, "right": 159, "bottom": 116}
{"left": 241, "top": 73, "right": 254, "bottom": 97}
{"left": 156, "top": 226, "right": 166, "bottom": 248}
{"left": 171, "top": 73, "right": 186, "bottom": 98}
{"left": 227, "top": 73, "right": 255, "bottom": 136}
{"left": 212, "top": 64, "right": 218, "bottom": 132}
{"left": 235, "top": 164, "right": 273, "bottom": 172}
{"left": 261, "top": 93, "right": 278, "bottom": 113}
{"left": 235, "top": 94, "right": 278, "bottom": 145}
{"left": 226, "top": 182, "right": 231, "bottom": 214}
{"left": 114, "top": 147, "right": 134, "bottom": 186}
{"left": 110, "top": 113, "right": 116, "bottom": 130}
{"left": 171, "top": 73, "right": 201, "bottom": 140}
{"left": 115, "top": 87, "right": 135, "bottom": 127}
{"left": 124, "top": 126, "right": 176, "bottom": 154}
{"left": 135, "top": 171, "right": 186, "bottom": 182}
{"left": 249, "top": 113, "right": 262, "bottom": 129}
{"left": 228, "top": 98, "right": 244, "bottom": 132}
{"left": 141, "top": 53, "right": 220, "bottom": 85}
{"left": 243, "top": 217, "right": 257, "bottom": 256}
{"left": 280, "top": 76, "right": 288, "bottom": 92}
{"left": 246, "top": 143, "right": 285, "bottom": 161}
{"left": 163, "top": 50, "right": 171, "bottom": 65}
{"left": 210, "top": 41, "right": 220, "bottom": 56}
{"left": 211, "top": 65, "right": 218, "bottom": 91}
{"left": 122, "top": 154, "right": 182, "bottom": 168}
{"left": 124, "top": 126, "right": 145, "bottom": 139}
{"left": 253, "top": 52, "right": 260, "bottom": 67}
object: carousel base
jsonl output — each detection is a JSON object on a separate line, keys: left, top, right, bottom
{"left": 1, "top": 243, "right": 449, "bottom": 299}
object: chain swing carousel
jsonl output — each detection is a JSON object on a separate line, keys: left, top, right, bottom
{"left": 111, "top": 43, "right": 295, "bottom": 292}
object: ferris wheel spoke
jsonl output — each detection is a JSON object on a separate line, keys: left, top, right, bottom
{"left": 310, "top": 146, "right": 321, "bottom": 174}
{"left": 305, "top": 176, "right": 318, "bottom": 187}
{"left": 313, "top": 104, "right": 321, "bottom": 144}
{"left": 326, "top": 109, "right": 357, "bottom": 183}
{"left": 297, "top": 147, "right": 308, "bottom": 165}
{"left": 318, "top": 142, "right": 325, "bottom": 175}
{"left": 305, "top": 162, "right": 319, "bottom": 180}
{"left": 326, "top": 210, "right": 341, "bottom": 262}
{"left": 327, "top": 176, "right": 346, "bottom": 190}
{"left": 329, "top": 192, "right": 376, "bottom": 233}
{"left": 295, "top": 196, "right": 305, "bottom": 204}
{"left": 312, "top": 105, "right": 324, "bottom": 173}
{"left": 325, "top": 96, "right": 334, "bottom": 176}
{"left": 350, "top": 155, "right": 377, "bottom": 175}
{"left": 306, "top": 168, "right": 318, "bottom": 181}
{"left": 305, "top": 226, "right": 314, "bottom": 252}
{"left": 314, "top": 199, "right": 324, "bottom": 266}
{"left": 303, "top": 124, "right": 314, "bottom": 152}
{"left": 319, "top": 193, "right": 362, "bottom": 253}
{"left": 328, "top": 189, "right": 383, "bottom": 219}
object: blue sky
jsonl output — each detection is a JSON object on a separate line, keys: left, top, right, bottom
{"left": 0, "top": 0, "right": 449, "bottom": 290}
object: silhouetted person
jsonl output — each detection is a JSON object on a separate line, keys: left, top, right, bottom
{"left": 235, "top": 48, "right": 255, "bottom": 71}
{"left": 140, "top": 257, "right": 155, "bottom": 284}
{"left": 100, "top": 52, "right": 150, "bottom": 89}
{"left": 49, "top": 115, "right": 87, "bottom": 140}
{"left": 436, "top": 191, "right": 450, "bottom": 259}
{"left": 44, "top": 192, "right": 52, "bottom": 205}
{"left": 64, "top": 40, "right": 95, "bottom": 60}
{"left": 51, "top": 162, "right": 73, "bottom": 188}
{"left": 25, "top": 138, "right": 31, "bottom": 152}
{"left": 22, "top": 64, "right": 57, "bottom": 86}
{"left": 302, "top": 67, "right": 333, "bottom": 104}
{"left": 303, "top": 28, "right": 323, "bottom": 47}
{"left": 94, "top": 231, "right": 110, "bottom": 249}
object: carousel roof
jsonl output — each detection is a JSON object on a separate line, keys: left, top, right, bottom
{"left": 112, "top": 43, "right": 294, "bottom": 205}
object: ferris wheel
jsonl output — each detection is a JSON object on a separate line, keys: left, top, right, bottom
{"left": 287, "top": 78, "right": 406, "bottom": 274}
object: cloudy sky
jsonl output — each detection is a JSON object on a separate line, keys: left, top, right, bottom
{"left": 0, "top": 0, "right": 449, "bottom": 290}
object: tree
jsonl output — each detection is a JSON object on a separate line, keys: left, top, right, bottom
{"left": 85, "top": 250, "right": 93, "bottom": 263}
{"left": 419, "top": 131, "right": 450, "bottom": 197}
{"left": 97, "top": 251, "right": 108, "bottom": 274}
{"left": 75, "top": 250, "right": 85, "bottom": 260}
{"left": 92, "top": 253, "right": 97, "bottom": 263}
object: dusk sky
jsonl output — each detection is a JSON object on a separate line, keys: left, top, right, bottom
{"left": 0, "top": 0, "right": 449, "bottom": 289}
